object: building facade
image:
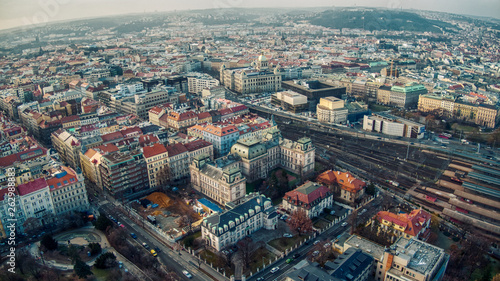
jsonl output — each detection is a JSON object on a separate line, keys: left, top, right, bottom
{"left": 190, "top": 154, "right": 246, "bottom": 205}
{"left": 282, "top": 181, "right": 333, "bottom": 218}
{"left": 316, "top": 97, "right": 349, "bottom": 124}
{"left": 201, "top": 193, "right": 277, "bottom": 251}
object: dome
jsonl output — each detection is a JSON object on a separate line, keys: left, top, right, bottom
{"left": 258, "top": 53, "right": 268, "bottom": 62}
{"left": 231, "top": 139, "right": 267, "bottom": 160}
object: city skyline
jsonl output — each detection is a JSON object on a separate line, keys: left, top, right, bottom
{"left": 0, "top": 0, "right": 499, "bottom": 31}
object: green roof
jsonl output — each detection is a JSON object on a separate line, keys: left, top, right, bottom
{"left": 296, "top": 181, "right": 320, "bottom": 195}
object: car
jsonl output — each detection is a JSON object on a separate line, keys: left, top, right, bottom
{"left": 341, "top": 222, "right": 348, "bottom": 227}
{"left": 142, "top": 243, "right": 149, "bottom": 249}
{"left": 324, "top": 243, "right": 331, "bottom": 248}
{"left": 313, "top": 240, "right": 320, "bottom": 245}
{"left": 119, "top": 224, "right": 125, "bottom": 228}
{"left": 286, "top": 258, "right": 294, "bottom": 264}
{"left": 130, "top": 233, "right": 137, "bottom": 239}
{"left": 150, "top": 249, "right": 157, "bottom": 257}
{"left": 270, "top": 267, "right": 279, "bottom": 273}
{"left": 312, "top": 250, "right": 320, "bottom": 257}
{"left": 256, "top": 278, "right": 265, "bottom": 281}
{"left": 154, "top": 247, "right": 161, "bottom": 253}
{"left": 283, "top": 233, "right": 293, "bottom": 238}
{"left": 182, "top": 270, "right": 192, "bottom": 279}
{"left": 293, "top": 253, "right": 300, "bottom": 259}
{"left": 359, "top": 209, "right": 367, "bottom": 215}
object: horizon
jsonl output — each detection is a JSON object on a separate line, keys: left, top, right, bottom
{"left": 0, "top": 0, "right": 499, "bottom": 32}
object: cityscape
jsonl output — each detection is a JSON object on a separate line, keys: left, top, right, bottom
{"left": 0, "top": 3, "right": 500, "bottom": 281}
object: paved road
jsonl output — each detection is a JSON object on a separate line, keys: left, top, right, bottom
{"left": 100, "top": 202, "right": 224, "bottom": 281}
{"left": 249, "top": 220, "right": 350, "bottom": 281}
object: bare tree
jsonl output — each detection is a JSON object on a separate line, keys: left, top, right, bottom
{"left": 157, "top": 164, "right": 172, "bottom": 191}
{"left": 287, "top": 209, "right": 313, "bottom": 236}
{"left": 348, "top": 210, "right": 358, "bottom": 235}
{"left": 237, "top": 237, "right": 256, "bottom": 270}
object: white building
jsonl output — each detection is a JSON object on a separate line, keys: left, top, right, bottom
{"left": 363, "top": 112, "right": 425, "bottom": 139}
{"left": 17, "top": 178, "right": 56, "bottom": 227}
{"left": 187, "top": 72, "right": 220, "bottom": 95}
{"left": 201, "top": 193, "right": 277, "bottom": 251}
{"left": 316, "top": 96, "right": 349, "bottom": 124}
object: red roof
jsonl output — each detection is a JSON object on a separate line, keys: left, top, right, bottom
{"left": 94, "top": 143, "right": 119, "bottom": 153}
{"left": 0, "top": 188, "right": 17, "bottom": 201}
{"left": 166, "top": 143, "right": 188, "bottom": 157}
{"left": 46, "top": 166, "right": 78, "bottom": 190}
{"left": 219, "top": 108, "right": 233, "bottom": 116}
{"left": 120, "top": 127, "right": 142, "bottom": 138}
{"left": 376, "top": 209, "right": 431, "bottom": 237}
{"left": 198, "top": 112, "right": 212, "bottom": 119}
{"left": 184, "top": 139, "right": 212, "bottom": 152}
{"left": 283, "top": 181, "right": 331, "bottom": 209}
{"left": 17, "top": 178, "right": 48, "bottom": 196}
{"left": 101, "top": 131, "right": 123, "bottom": 142}
{"left": 143, "top": 143, "right": 167, "bottom": 158}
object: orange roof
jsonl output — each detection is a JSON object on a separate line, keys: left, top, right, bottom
{"left": 317, "top": 170, "right": 365, "bottom": 193}
{"left": 166, "top": 143, "right": 188, "bottom": 157}
{"left": 376, "top": 209, "right": 431, "bottom": 237}
{"left": 204, "top": 124, "right": 239, "bottom": 137}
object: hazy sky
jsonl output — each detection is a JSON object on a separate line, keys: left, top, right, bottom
{"left": 0, "top": 0, "right": 499, "bottom": 31}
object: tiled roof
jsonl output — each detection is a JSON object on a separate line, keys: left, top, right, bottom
{"left": 17, "top": 177, "right": 48, "bottom": 196}
{"left": 376, "top": 209, "right": 431, "bottom": 237}
{"left": 143, "top": 143, "right": 167, "bottom": 158}
{"left": 184, "top": 139, "right": 212, "bottom": 152}
{"left": 166, "top": 143, "right": 188, "bottom": 157}
{"left": 284, "top": 181, "right": 331, "bottom": 209}
{"left": 46, "top": 166, "right": 78, "bottom": 190}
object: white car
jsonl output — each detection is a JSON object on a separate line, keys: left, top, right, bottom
{"left": 341, "top": 222, "right": 348, "bottom": 227}
{"left": 270, "top": 267, "right": 279, "bottom": 273}
{"left": 283, "top": 233, "right": 293, "bottom": 238}
{"left": 182, "top": 270, "right": 192, "bottom": 279}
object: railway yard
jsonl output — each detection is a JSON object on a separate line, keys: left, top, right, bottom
{"left": 267, "top": 113, "right": 500, "bottom": 239}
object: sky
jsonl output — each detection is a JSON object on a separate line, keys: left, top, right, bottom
{"left": 0, "top": 0, "right": 499, "bottom": 31}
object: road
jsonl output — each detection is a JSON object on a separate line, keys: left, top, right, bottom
{"left": 249, "top": 220, "right": 350, "bottom": 281}
{"left": 99, "top": 202, "right": 223, "bottom": 281}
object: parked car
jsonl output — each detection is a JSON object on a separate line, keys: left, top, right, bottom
{"left": 256, "top": 278, "right": 265, "bottom": 281}
{"left": 312, "top": 251, "right": 320, "bottom": 257}
{"left": 313, "top": 240, "right": 320, "bottom": 245}
{"left": 341, "top": 222, "right": 348, "bottom": 227}
{"left": 150, "top": 249, "right": 157, "bottom": 257}
{"left": 182, "top": 270, "right": 192, "bottom": 279}
{"left": 324, "top": 243, "right": 331, "bottom": 248}
{"left": 270, "top": 267, "right": 280, "bottom": 273}
{"left": 130, "top": 233, "right": 137, "bottom": 239}
{"left": 142, "top": 243, "right": 149, "bottom": 249}
{"left": 283, "top": 233, "right": 293, "bottom": 238}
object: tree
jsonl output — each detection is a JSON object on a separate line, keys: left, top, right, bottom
{"left": 89, "top": 242, "right": 102, "bottom": 256}
{"left": 287, "top": 209, "right": 313, "bottom": 236}
{"left": 179, "top": 215, "right": 193, "bottom": 233}
{"left": 94, "top": 252, "right": 117, "bottom": 269}
{"left": 40, "top": 234, "right": 58, "bottom": 251}
{"left": 347, "top": 210, "right": 358, "bottom": 235}
{"left": 492, "top": 273, "right": 500, "bottom": 281}
{"left": 430, "top": 214, "right": 440, "bottom": 232}
{"left": 94, "top": 212, "right": 113, "bottom": 231}
{"left": 237, "top": 238, "right": 256, "bottom": 270}
{"left": 68, "top": 244, "right": 80, "bottom": 264}
{"left": 488, "top": 128, "right": 500, "bottom": 147}
{"left": 23, "top": 217, "right": 41, "bottom": 237}
{"left": 365, "top": 183, "right": 376, "bottom": 196}
{"left": 278, "top": 170, "right": 289, "bottom": 195}
{"left": 157, "top": 164, "right": 172, "bottom": 189}
{"left": 74, "top": 259, "right": 92, "bottom": 279}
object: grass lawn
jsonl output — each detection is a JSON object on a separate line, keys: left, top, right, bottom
{"left": 247, "top": 247, "right": 276, "bottom": 274}
{"left": 451, "top": 123, "right": 477, "bottom": 133}
{"left": 369, "top": 104, "right": 391, "bottom": 112}
{"left": 181, "top": 231, "right": 201, "bottom": 247}
{"left": 313, "top": 219, "right": 330, "bottom": 230}
{"left": 324, "top": 214, "right": 336, "bottom": 222}
{"left": 92, "top": 268, "right": 110, "bottom": 281}
{"left": 268, "top": 235, "right": 308, "bottom": 252}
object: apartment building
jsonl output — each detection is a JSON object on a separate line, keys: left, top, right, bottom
{"left": 282, "top": 181, "right": 333, "bottom": 218}
{"left": 99, "top": 149, "right": 150, "bottom": 199}
{"left": 143, "top": 143, "right": 169, "bottom": 188}
{"left": 165, "top": 110, "right": 198, "bottom": 133}
{"left": 317, "top": 170, "right": 366, "bottom": 203}
{"left": 187, "top": 72, "right": 220, "bottom": 94}
{"left": 51, "top": 129, "right": 81, "bottom": 169}
{"left": 80, "top": 143, "right": 119, "bottom": 189}
{"left": 417, "top": 94, "right": 455, "bottom": 117}
{"left": 201, "top": 193, "right": 277, "bottom": 251}
{"left": 17, "top": 178, "right": 56, "bottom": 228}
{"left": 202, "top": 124, "right": 240, "bottom": 157}
{"left": 47, "top": 166, "right": 89, "bottom": 217}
